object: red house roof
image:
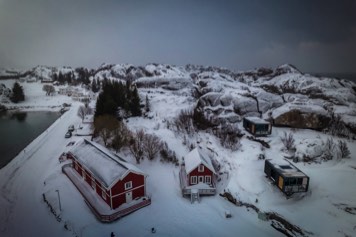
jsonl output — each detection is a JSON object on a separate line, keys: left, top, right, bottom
{"left": 69, "top": 139, "right": 145, "bottom": 188}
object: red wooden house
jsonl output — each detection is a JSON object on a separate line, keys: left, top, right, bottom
{"left": 179, "top": 148, "right": 216, "bottom": 202}
{"left": 63, "top": 139, "right": 150, "bottom": 221}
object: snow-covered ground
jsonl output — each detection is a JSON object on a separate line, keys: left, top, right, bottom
{"left": 0, "top": 80, "right": 355, "bottom": 237}
{"left": 0, "top": 79, "right": 74, "bottom": 111}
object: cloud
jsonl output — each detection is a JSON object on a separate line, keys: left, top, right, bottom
{"left": 0, "top": 0, "right": 355, "bottom": 72}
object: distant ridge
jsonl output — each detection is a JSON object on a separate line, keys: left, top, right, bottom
{"left": 309, "top": 72, "right": 356, "bottom": 82}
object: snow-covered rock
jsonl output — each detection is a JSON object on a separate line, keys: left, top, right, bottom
{"left": 1, "top": 63, "right": 355, "bottom": 134}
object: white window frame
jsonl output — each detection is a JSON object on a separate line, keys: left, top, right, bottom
{"left": 198, "top": 164, "right": 204, "bottom": 172}
{"left": 102, "top": 189, "right": 106, "bottom": 200}
{"left": 191, "top": 176, "right": 197, "bottom": 185}
{"left": 205, "top": 176, "right": 211, "bottom": 184}
{"left": 125, "top": 181, "right": 132, "bottom": 190}
{"left": 198, "top": 176, "right": 204, "bottom": 183}
{"left": 91, "top": 179, "right": 96, "bottom": 190}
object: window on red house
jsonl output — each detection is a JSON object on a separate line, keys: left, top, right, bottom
{"left": 205, "top": 176, "right": 211, "bottom": 184}
{"left": 125, "top": 181, "right": 132, "bottom": 190}
{"left": 191, "top": 176, "right": 197, "bottom": 184}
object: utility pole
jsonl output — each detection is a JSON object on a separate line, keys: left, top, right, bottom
{"left": 55, "top": 189, "right": 62, "bottom": 212}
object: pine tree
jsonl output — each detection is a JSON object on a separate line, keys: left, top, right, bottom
{"left": 145, "top": 95, "right": 150, "bottom": 113}
{"left": 84, "top": 69, "right": 90, "bottom": 85}
{"left": 58, "top": 72, "right": 64, "bottom": 84}
{"left": 104, "top": 98, "right": 118, "bottom": 116}
{"left": 96, "top": 79, "right": 101, "bottom": 90}
{"left": 95, "top": 92, "right": 117, "bottom": 117}
{"left": 52, "top": 73, "right": 58, "bottom": 82}
{"left": 10, "top": 82, "right": 25, "bottom": 103}
{"left": 65, "top": 72, "right": 73, "bottom": 84}
{"left": 130, "top": 86, "right": 141, "bottom": 116}
{"left": 95, "top": 92, "right": 106, "bottom": 117}
{"left": 91, "top": 79, "right": 99, "bottom": 93}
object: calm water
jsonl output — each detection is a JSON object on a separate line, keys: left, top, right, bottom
{"left": 0, "top": 111, "right": 60, "bottom": 169}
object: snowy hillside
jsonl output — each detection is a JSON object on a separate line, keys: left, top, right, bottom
{"left": 87, "top": 63, "right": 356, "bottom": 135}
{"left": 0, "top": 63, "right": 355, "bottom": 237}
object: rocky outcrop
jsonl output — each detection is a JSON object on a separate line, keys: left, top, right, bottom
{"left": 273, "top": 109, "right": 331, "bottom": 130}
{"left": 1, "top": 63, "right": 355, "bottom": 134}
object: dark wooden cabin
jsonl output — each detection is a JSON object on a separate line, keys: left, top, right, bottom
{"left": 243, "top": 117, "right": 272, "bottom": 136}
{"left": 264, "top": 159, "right": 309, "bottom": 196}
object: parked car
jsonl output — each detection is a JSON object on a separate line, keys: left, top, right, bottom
{"left": 68, "top": 125, "right": 75, "bottom": 132}
{"left": 65, "top": 131, "right": 72, "bottom": 138}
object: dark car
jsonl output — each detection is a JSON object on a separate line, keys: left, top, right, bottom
{"left": 68, "top": 125, "right": 75, "bottom": 132}
{"left": 65, "top": 131, "right": 72, "bottom": 138}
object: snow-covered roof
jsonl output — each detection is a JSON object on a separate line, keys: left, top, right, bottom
{"left": 184, "top": 148, "right": 216, "bottom": 174}
{"left": 267, "top": 159, "right": 308, "bottom": 178}
{"left": 244, "top": 117, "right": 270, "bottom": 124}
{"left": 69, "top": 139, "right": 145, "bottom": 188}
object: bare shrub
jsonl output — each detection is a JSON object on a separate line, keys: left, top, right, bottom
{"left": 129, "top": 129, "right": 145, "bottom": 164}
{"left": 323, "top": 137, "right": 336, "bottom": 161}
{"left": 214, "top": 123, "right": 243, "bottom": 151}
{"left": 77, "top": 104, "right": 93, "bottom": 121}
{"left": 280, "top": 131, "right": 296, "bottom": 152}
{"left": 94, "top": 115, "right": 119, "bottom": 146}
{"left": 42, "top": 84, "right": 55, "bottom": 96}
{"left": 111, "top": 122, "right": 132, "bottom": 152}
{"left": 337, "top": 140, "right": 350, "bottom": 159}
{"left": 77, "top": 105, "right": 86, "bottom": 121}
{"left": 84, "top": 103, "right": 93, "bottom": 115}
{"left": 328, "top": 113, "right": 350, "bottom": 138}
{"left": 160, "top": 142, "right": 179, "bottom": 165}
{"left": 173, "top": 109, "right": 195, "bottom": 135}
{"left": 143, "top": 133, "right": 163, "bottom": 160}
{"left": 193, "top": 107, "right": 214, "bottom": 130}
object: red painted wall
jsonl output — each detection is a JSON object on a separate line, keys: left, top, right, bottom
{"left": 71, "top": 155, "right": 146, "bottom": 210}
{"left": 74, "top": 161, "right": 83, "bottom": 176}
{"left": 95, "top": 180, "right": 102, "bottom": 196}
{"left": 188, "top": 164, "right": 213, "bottom": 185}
{"left": 74, "top": 160, "right": 112, "bottom": 207}
{"left": 110, "top": 172, "right": 145, "bottom": 209}
{"left": 111, "top": 172, "right": 145, "bottom": 196}
{"left": 111, "top": 186, "right": 145, "bottom": 209}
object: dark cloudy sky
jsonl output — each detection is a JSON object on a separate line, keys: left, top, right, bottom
{"left": 0, "top": 0, "right": 355, "bottom": 73}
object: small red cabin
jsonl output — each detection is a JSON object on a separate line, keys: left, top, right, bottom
{"left": 179, "top": 148, "right": 216, "bottom": 201}
{"left": 66, "top": 139, "right": 148, "bottom": 210}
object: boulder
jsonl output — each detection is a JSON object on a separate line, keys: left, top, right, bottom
{"left": 273, "top": 109, "right": 330, "bottom": 130}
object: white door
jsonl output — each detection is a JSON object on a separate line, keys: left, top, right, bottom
{"left": 126, "top": 191, "right": 132, "bottom": 203}
{"left": 198, "top": 176, "right": 204, "bottom": 183}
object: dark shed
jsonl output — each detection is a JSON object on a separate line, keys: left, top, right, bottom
{"left": 264, "top": 159, "right": 309, "bottom": 196}
{"left": 243, "top": 117, "right": 272, "bottom": 136}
